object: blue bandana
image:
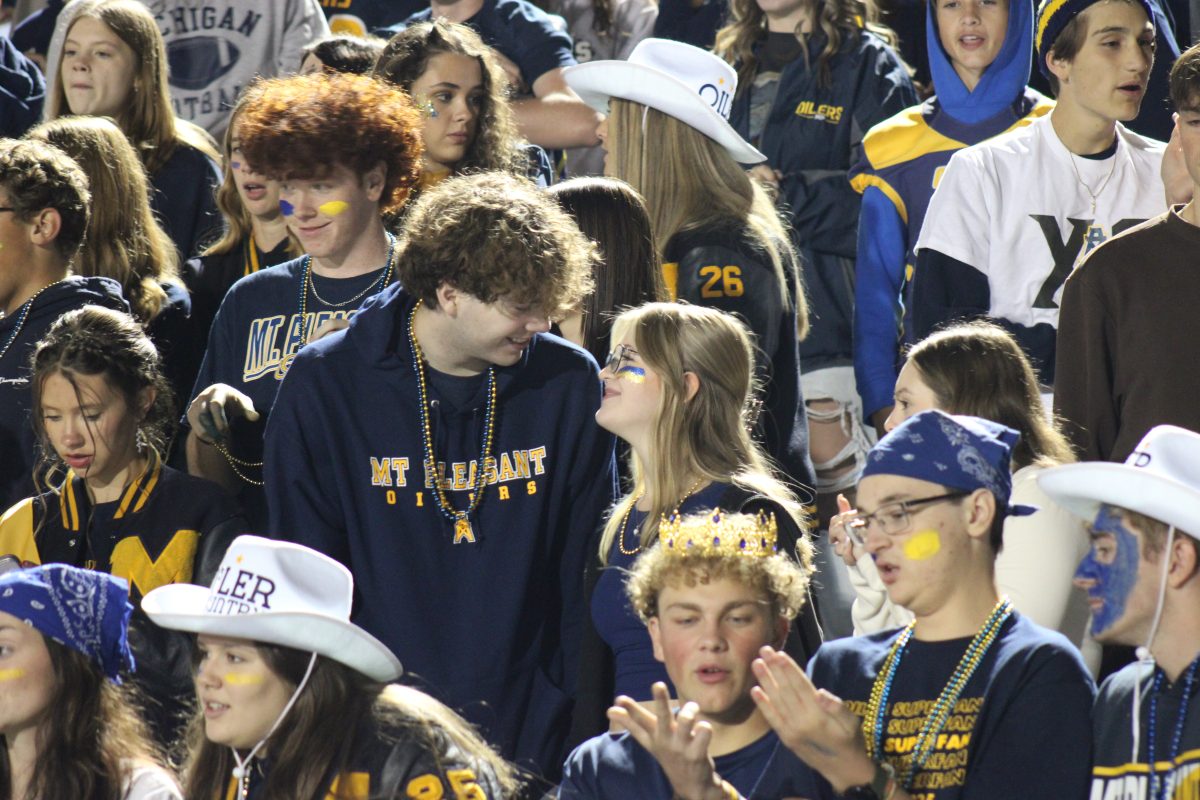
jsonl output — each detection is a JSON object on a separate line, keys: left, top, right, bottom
{"left": 0, "top": 565, "right": 134, "bottom": 681}
{"left": 862, "top": 410, "right": 1037, "bottom": 517}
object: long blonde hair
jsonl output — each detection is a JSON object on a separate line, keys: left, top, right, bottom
{"left": 598, "top": 303, "right": 810, "bottom": 564}
{"left": 49, "top": 0, "right": 220, "bottom": 174}
{"left": 714, "top": 0, "right": 899, "bottom": 90}
{"left": 28, "top": 116, "right": 181, "bottom": 325}
{"left": 607, "top": 98, "right": 808, "bottom": 338}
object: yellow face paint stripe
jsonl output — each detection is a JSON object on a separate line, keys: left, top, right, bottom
{"left": 0, "top": 668, "right": 26, "bottom": 681}
{"left": 903, "top": 529, "right": 942, "bottom": 561}
{"left": 317, "top": 200, "right": 350, "bottom": 217}
{"left": 223, "top": 672, "right": 264, "bottom": 685}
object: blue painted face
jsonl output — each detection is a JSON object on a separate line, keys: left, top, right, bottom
{"left": 1075, "top": 505, "right": 1142, "bottom": 637}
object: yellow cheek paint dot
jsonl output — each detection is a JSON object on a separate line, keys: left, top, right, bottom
{"left": 224, "top": 672, "right": 264, "bottom": 686}
{"left": 903, "top": 529, "right": 942, "bottom": 561}
{"left": 0, "top": 668, "right": 26, "bottom": 681}
{"left": 317, "top": 200, "right": 350, "bottom": 217}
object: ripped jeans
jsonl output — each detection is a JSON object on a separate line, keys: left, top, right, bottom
{"left": 802, "top": 366, "right": 876, "bottom": 494}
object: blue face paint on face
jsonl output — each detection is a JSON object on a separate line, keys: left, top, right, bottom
{"left": 279, "top": 199, "right": 295, "bottom": 216}
{"left": 1076, "top": 506, "right": 1142, "bottom": 637}
{"left": 230, "top": 161, "right": 241, "bottom": 171}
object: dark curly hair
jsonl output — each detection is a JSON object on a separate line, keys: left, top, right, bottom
{"left": 374, "top": 19, "right": 527, "bottom": 177}
{"left": 0, "top": 137, "right": 90, "bottom": 262}
{"left": 397, "top": 172, "right": 598, "bottom": 318}
{"left": 236, "top": 73, "right": 423, "bottom": 214}
{"left": 30, "top": 305, "right": 175, "bottom": 489}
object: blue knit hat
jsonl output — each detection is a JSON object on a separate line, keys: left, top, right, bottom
{"left": 862, "top": 410, "right": 1037, "bottom": 517}
{"left": 1036, "top": 0, "right": 1155, "bottom": 77}
{"left": 0, "top": 565, "right": 134, "bottom": 681}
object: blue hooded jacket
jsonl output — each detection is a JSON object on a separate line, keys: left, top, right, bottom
{"left": 849, "top": 0, "right": 1053, "bottom": 420}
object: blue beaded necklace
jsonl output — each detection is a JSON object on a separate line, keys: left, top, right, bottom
{"left": 1147, "top": 653, "right": 1200, "bottom": 799}
{"left": 864, "top": 597, "right": 1014, "bottom": 788}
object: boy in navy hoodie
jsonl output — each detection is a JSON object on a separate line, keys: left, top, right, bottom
{"left": 264, "top": 171, "right": 615, "bottom": 783}
{"left": 0, "top": 137, "right": 127, "bottom": 509}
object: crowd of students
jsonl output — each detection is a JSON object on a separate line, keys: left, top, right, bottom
{"left": 0, "top": 0, "right": 1197, "bottom": 796}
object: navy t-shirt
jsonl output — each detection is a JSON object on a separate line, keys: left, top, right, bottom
{"left": 383, "top": 0, "right": 576, "bottom": 88}
{"left": 560, "top": 729, "right": 818, "bottom": 799}
{"left": 808, "top": 613, "right": 1095, "bottom": 800}
{"left": 186, "top": 257, "right": 394, "bottom": 529}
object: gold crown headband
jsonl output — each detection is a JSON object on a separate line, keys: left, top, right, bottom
{"left": 660, "top": 510, "right": 779, "bottom": 557}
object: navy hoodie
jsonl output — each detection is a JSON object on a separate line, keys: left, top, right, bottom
{"left": 0, "top": 276, "right": 128, "bottom": 509}
{"left": 850, "top": 0, "right": 1052, "bottom": 418}
{"left": 263, "top": 285, "right": 617, "bottom": 780}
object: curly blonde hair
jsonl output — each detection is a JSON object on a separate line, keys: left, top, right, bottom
{"left": 396, "top": 171, "right": 597, "bottom": 317}
{"left": 626, "top": 513, "right": 812, "bottom": 623}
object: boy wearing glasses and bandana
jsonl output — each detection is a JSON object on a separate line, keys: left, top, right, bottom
{"left": 750, "top": 409, "right": 1095, "bottom": 799}
{"left": 560, "top": 511, "right": 819, "bottom": 800}
{"left": 1038, "top": 425, "right": 1200, "bottom": 800}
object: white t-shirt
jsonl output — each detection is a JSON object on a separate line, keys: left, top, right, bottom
{"left": 915, "top": 113, "right": 1165, "bottom": 331}
{"left": 122, "top": 763, "right": 183, "bottom": 800}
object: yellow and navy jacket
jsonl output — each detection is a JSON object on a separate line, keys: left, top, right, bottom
{"left": 263, "top": 285, "right": 617, "bottom": 781}
{"left": 848, "top": 0, "right": 1052, "bottom": 418}
{"left": 729, "top": 27, "right": 916, "bottom": 372}
{"left": 0, "top": 453, "right": 244, "bottom": 735}
{"left": 661, "top": 224, "right": 814, "bottom": 492}
{"left": 227, "top": 716, "right": 504, "bottom": 800}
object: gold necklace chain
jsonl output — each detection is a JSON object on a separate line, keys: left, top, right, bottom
{"left": 617, "top": 477, "right": 709, "bottom": 556}
{"left": 305, "top": 233, "right": 396, "bottom": 309}
{"left": 1068, "top": 149, "right": 1118, "bottom": 217}
{"left": 213, "top": 441, "right": 264, "bottom": 486}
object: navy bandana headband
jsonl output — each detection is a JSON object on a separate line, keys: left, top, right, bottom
{"left": 862, "top": 410, "right": 1037, "bottom": 517}
{"left": 0, "top": 564, "right": 134, "bottom": 681}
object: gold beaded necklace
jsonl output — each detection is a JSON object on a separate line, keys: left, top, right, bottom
{"left": 863, "top": 597, "right": 1013, "bottom": 789}
{"left": 408, "top": 300, "right": 497, "bottom": 544}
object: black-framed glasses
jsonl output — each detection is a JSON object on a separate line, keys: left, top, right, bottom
{"left": 603, "top": 344, "right": 639, "bottom": 374}
{"left": 846, "top": 491, "right": 970, "bottom": 542}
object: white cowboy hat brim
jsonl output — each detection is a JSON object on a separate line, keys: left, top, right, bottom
{"left": 142, "top": 584, "right": 402, "bottom": 682}
{"left": 564, "top": 59, "right": 766, "bottom": 165}
{"left": 1038, "top": 462, "right": 1200, "bottom": 539}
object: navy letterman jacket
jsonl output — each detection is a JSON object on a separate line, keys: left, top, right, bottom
{"left": 729, "top": 28, "right": 916, "bottom": 370}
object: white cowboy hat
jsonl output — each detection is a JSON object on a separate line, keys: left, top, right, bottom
{"left": 142, "top": 535, "right": 402, "bottom": 682}
{"left": 1038, "top": 425, "right": 1200, "bottom": 540}
{"left": 564, "top": 38, "right": 766, "bottom": 165}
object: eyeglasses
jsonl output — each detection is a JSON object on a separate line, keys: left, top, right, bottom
{"left": 604, "top": 344, "right": 639, "bottom": 374}
{"left": 845, "top": 491, "right": 970, "bottom": 543}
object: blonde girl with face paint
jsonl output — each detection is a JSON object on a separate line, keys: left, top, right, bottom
{"left": 829, "top": 320, "right": 1097, "bottom": 667}
{"left": 572, "top": 302, "right": 822, "bottom": 743}
{"left": 0, "top": 564, "right": 181, "bottom": 800}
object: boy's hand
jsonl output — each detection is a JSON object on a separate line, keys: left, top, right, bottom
{"left": 608, "top": 683, "right": 734, "bottom": 800}
{"left": 751, "top": 647, "right": 876, "bottom": 793}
